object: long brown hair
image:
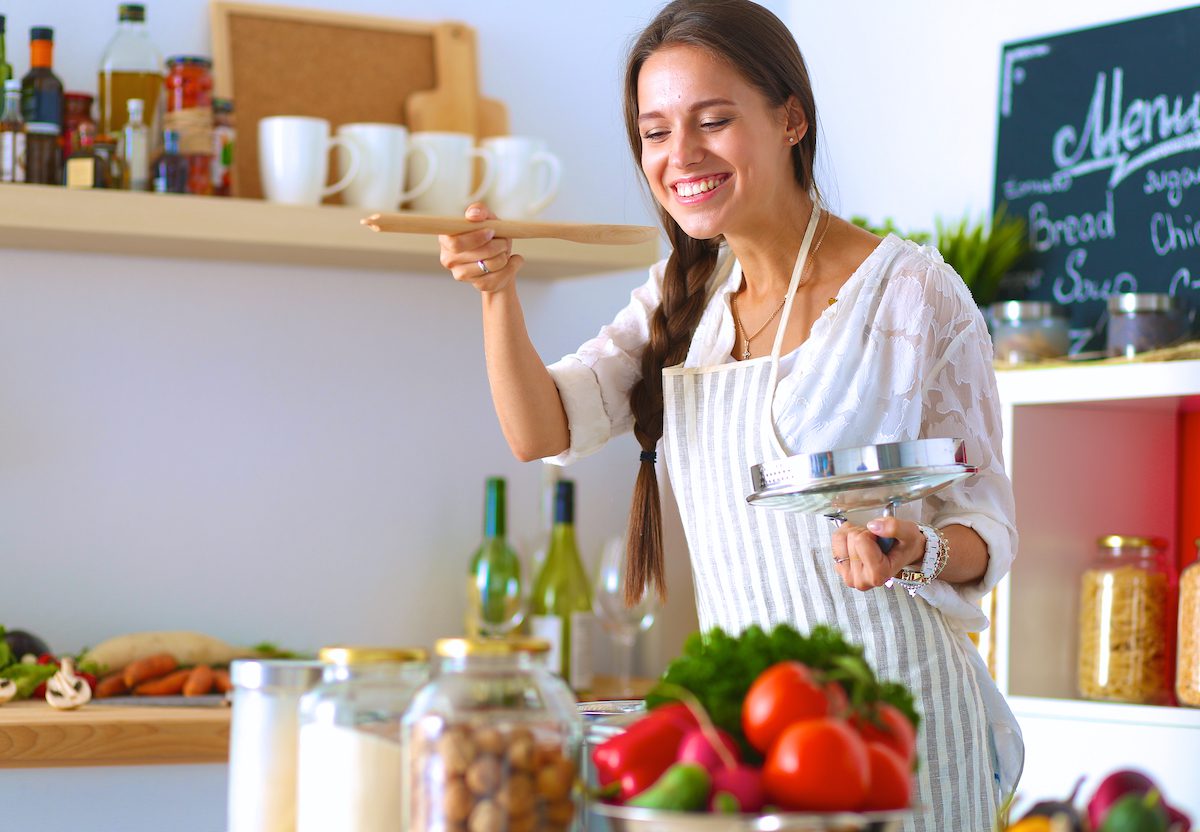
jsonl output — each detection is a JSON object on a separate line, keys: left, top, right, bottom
{"left": 622, "top": 0, "right": 820, "bottom": 604}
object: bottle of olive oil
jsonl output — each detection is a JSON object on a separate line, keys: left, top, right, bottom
{"left": 529, "top": 479, "right": 594, "bottom": 691}
{"left": 466, "top": 477, "right": 523, "bottom": 638}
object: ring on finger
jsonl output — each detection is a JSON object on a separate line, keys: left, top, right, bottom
{"left": 833, "top": 556, "right": 850, "bottom": 565}
{"left": 476, "top": 259, "right": 491, "bottom": 276}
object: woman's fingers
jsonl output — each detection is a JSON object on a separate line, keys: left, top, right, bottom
{"left": 831, "top": 519, "right": 923, "bottom": 592}
{"left": 436, "top": 203, "right": 522, "bottom": 292}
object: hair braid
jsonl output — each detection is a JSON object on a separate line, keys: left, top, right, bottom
{"left": 624, "top": 223, "right": 715, "bottom": 604}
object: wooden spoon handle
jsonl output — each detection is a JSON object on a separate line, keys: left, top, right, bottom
{"left": 361, "top": 213, "right": 656, "bottom": 246}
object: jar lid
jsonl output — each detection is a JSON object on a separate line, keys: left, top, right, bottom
{"left": 1107, "top": 293, "right": 1176, "bottom": 314}
{"left": 317, "top": 645, "right": 428, "bottom": 665}
{"left": 1097, "top": 534, "right": 1167, "bottom": 550}
{"left": 118, "top": 4, "right": 145, "bottom": 23}
{"left": 166, "top": 55, "right": 213, "bottom": 68}
{"left": 229, "top": 658, "right": 324, "bottom": 691}
{"left": 989, "top": 300, "right": 1062, "bottom": 322}
{"left": 435, "top": 637, "right": 551, "bottom": 658}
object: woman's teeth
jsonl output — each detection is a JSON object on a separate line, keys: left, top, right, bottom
{"left": 675, "top": 176, "right": 726, "bottom": 197}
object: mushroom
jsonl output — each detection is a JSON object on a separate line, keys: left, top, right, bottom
{"left": 0, "top": 678, "right": 16, "bottom": 705}
{"left": 45, "top": 657, "right": 92, "bottom": 710}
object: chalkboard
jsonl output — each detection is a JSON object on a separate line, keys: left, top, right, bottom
{"left": 993, "top": 6, "right": 1200, "bottom": 353}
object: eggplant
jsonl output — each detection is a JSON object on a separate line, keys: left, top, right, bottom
{"left": 3, "top": 629, "right": 51, "bottom": 661}
{"left": 1020, "top": 777, "right": 1086, "bottom": 832}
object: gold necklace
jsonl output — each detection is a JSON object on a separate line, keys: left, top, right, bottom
{"left": 732, "top": 210, "right": 829, "bottom": 360}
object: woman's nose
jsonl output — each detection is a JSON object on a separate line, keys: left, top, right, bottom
{"left": 667, "top": 128, "right": 703, "bottom": 169}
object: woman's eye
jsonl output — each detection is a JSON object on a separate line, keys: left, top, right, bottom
{"left": 701, "top": 119, "right": 731, "bottom": 130}
{"left": 642, "top": 130, "right": 668, "bottom": 142}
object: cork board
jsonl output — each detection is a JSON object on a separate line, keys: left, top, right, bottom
{"left": 210, "top": 2, "right": 449, "bottom": 200}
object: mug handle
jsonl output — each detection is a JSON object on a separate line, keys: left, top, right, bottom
{"left": 465, "top": 147, "right": 496, "bottom": 204}
{"left": 399, "top": 143, "right": 438, "bottom": 203}
{"left": 322, "top": 136, "right": 361, "bottom": 197}
{"left": 525, "top": 151, "right": 562, "bottom": 218}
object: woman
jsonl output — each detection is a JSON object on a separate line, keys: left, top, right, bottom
{"left": 438, "top": 1, "right": 1021, "bottom": 827}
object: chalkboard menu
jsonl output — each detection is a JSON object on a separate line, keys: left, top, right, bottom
{"left": 994, "top": 6, "right": 1200, "bottom": 353}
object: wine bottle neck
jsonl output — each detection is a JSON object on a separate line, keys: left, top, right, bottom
{"left": 483, "top": 478, "right": 506, "bottom": 539}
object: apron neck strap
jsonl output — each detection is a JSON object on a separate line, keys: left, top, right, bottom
{"left": 768, "top": 204, "right": 823, "bottom": 361}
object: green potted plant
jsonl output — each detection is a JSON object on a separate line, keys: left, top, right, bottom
{"left": 934, "top": 205, "right": 1029, "bottom": 308}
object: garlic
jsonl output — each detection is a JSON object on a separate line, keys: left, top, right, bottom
{"left": 45, "top": 657, "right": 92, "bottom": 710}
{"left": 0, "top": 678, "right": 16, "bottom": 705}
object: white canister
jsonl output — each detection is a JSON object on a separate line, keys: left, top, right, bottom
{"left": 227, "top": 659, "right": 325, "bottom": 832}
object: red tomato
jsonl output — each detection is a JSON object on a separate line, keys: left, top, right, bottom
{"left": 852, "top": 703, "right": 917, "bottom": 766}
{"left": 763, "top": 718, "right": 869, "bottom": 811}
{"left": 824, "top": 680, "right": 849, "bottom": 718}
{"left": 742, "top": 661, "right": 829, "bottom": 753}
{"left": 860, "top": 742, "right": 911, "bottom": 810}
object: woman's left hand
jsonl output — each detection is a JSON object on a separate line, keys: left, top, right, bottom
{"left": 829, "top": 516, "right": 924, "bottom": 591}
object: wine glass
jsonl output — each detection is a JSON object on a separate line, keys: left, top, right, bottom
{"left": 467, "top": 540, "right": 525, "bottom": 638}
{"left": 593, "top": 535, "right": 659, "bottom": 698}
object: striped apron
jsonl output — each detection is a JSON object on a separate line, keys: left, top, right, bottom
{"left": 661, "top": 208, "right": 999, "bottom": 831}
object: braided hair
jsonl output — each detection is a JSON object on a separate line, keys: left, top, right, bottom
{"left": 621, "top": 0, "right": 819, "bottom": 604}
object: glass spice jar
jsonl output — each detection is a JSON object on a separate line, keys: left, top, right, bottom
{"left": 1106, "top": 293, "right": 1188, "bottom": 358}
{"left": 402, "top": 637, "right": 583, "bottom": 832}
{"left": 1078, "top": 535, "right": 1170, "bottom": 704}
{"left": 163, "top": 55, "right": 213, "bottom": 195}
{"left": 1178, "top": 551, "right": 1200, "bottom": 707}
{"left": 989, "top": 300, "right": 1071, "bottom": 364}
{"left": 296, "top": 646, "right": 430, "bottom": 832}
{"left": 63, "top": 91, "right": 96, "bottom": 163}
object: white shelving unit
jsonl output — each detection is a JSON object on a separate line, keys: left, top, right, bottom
{"left": 995, "top": 360, "right": 1200, "bottom": 812}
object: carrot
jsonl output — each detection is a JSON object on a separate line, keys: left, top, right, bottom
{"left": 123, "top": 652, "right": 178, "bottom": 688}
{"left": 133, "top": 668, "right": 192, "bottom": 696}
{"left": 183, "top": 664, "right": 214, "bottom": 697}
{"left": 212, "top": 668, "right": 232, "bottom": 694}
{"left": 94, "top": 670, "right": 129, "bottom": 698}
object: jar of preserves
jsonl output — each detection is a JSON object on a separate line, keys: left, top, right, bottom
{"left": 403, "top": 637, "right": 583, "bottom": 832}
{"left": 1178, "top": 552, "right": 1200, "bottom": 707}
{"left": 296, "top": 646, "right": 430, "bottom": 832}
{"left": 163, "top": 55, "right": 213, "bottom": 195}
{"left": 63, "top": 91, "right": 96, "bottom": 163}
{"left": 988, "top": 300, "right": 1070, "bottom": 364}
{"left": 1078, "top": 535, "right": 1170, "bottom": 704}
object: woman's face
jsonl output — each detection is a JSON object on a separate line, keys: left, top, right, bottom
{"left": 636, "top": 44, "right": 801, "bottom": 241}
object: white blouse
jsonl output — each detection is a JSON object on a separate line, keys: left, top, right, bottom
{"left": 545, "top": 234, "right": 1018, "bottom": 632}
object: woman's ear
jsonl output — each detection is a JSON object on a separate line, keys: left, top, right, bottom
{"left": 784, "top": 95, "right": 808, "bottom": 143}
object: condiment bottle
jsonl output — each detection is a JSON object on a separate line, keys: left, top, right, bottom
{"left": 227, "top": 658, "right": 325, "bottom": 832}
{"left": 164, "top": 55, "right": 213, "bottom": 195}
{"left": 63, "top": 92, "right": 96, "bottom": 165}
{"left": 1077, "top": 535, "right": 1170, "bottom": 704}
{"left": 0, "top": 78, "right": 25, "bottom": 183}
{"left": 296, "top": 646, "right": 430, "bottom": 832}
{"left": 120, "top": 97, "right": 149, "bottom": 190}
{"left": 98, "top": 3, "right": 162, "bottom": 138}
{"left": 152, "top": 128, "right": 188, "bottom": 194}
{"left": 1178, "top": 549, "right": 1200, "bottom": 707}
{"left": 402, "top": 637, "right": 583, "bottom": 832}
{"left": 21, "top": 26, "right": 63, "bottom": 186}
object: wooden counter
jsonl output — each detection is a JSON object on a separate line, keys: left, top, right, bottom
{"left": 0, "top": 674, "right": 653, "bottom": 769}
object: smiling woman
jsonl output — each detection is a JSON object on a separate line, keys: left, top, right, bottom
{"left": 436, "top": 2, "right": 1021, "bottom": 829}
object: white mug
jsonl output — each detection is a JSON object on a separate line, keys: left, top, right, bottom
{"left": 258, "top": 115, "right": 360, "bottom": 206}
{"left": 407, "top": 131, "right": 495, "bottom": 215}
{"left": 335, "top": 122, "right": 437, "bottom": 211}
{"left": 482, "top": 136, "right": 562, "bottom": 219}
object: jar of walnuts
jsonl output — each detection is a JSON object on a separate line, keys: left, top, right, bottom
{"left": 403, "top": 637, "right": 583, "bottom": 832}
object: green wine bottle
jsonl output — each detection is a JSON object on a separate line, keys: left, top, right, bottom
{"left": 529, "top": 479, "right": 594, "bottom": 691}
{"left": 467, "top": 477, "right": 523, "bottom": 638}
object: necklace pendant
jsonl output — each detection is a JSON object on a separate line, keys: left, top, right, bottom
{"left": 742, "top": 347, "right": 751, "bottom": 360}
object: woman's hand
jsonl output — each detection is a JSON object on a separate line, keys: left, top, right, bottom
{"left": 438, "top": 203, "right": 524, "bottom": 294}
{"left": 829, "top": 516, "right": 924, "bottom": 592}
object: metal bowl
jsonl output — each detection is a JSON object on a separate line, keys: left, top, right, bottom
{"left": 589, "top": 802, "right": 913, "bottom": 832}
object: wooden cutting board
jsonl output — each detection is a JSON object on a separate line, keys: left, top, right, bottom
{"left": 406, "top": 23, "right": 509, "bottom": 139}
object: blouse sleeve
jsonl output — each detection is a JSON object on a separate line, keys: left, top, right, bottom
{"left": 914, "top": 273, "right": 1019, "bottom": 632}
{"left": 541, "top": 259, "right": 666, "bottom": 466}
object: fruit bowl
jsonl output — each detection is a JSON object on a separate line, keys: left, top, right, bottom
{"left": 588, "top": 801, "right": 914, "bottom": 832}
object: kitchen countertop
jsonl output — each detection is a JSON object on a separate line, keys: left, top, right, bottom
{"left": 0, "top": 674, "right": 654, "bottom": 769}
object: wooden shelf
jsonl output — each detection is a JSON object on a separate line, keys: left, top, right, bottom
{"left": 0, "top": 183, "right": 661, "bottom": 279}
{"left": 0, "top": 701, "right": 229, "bottom": 769}
{"left": 996, "top": 358, "right": 1200, "bottom": 405}
{"left": 0, "top": 674, "right": 650, "bottom": 769}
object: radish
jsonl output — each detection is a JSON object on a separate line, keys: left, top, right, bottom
{"left": 677, "top": 726, "right": 741, "bottom": 774}
{"left": 709, "top": 764, "right": 766, "bottom": 813}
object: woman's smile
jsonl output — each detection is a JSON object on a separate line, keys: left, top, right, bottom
{"left": 671, "top": 173, "right": 732, "bottom": 202}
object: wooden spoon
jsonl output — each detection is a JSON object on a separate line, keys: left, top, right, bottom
{"left": 361, "top": 213, "right": 657, "bottom": 246}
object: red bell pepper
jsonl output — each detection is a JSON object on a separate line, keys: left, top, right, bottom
{"left": 592, "top": 702, "right": 699, "bottom": 791}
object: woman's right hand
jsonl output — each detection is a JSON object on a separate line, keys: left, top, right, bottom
{"left": 438, "top": 202, "right": 525, "bottom": 294}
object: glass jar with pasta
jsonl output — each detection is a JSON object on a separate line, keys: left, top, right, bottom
{"left": 1078, "top": 535, "right": 1170, "bottom": 704}
{"left": 1178, "top": 552, "right": 1200, "bottom": 707}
